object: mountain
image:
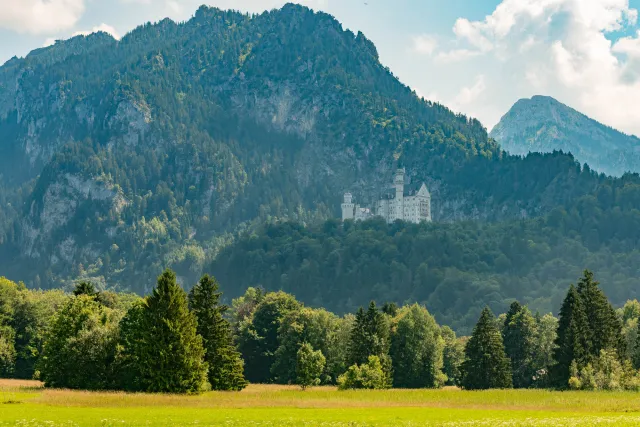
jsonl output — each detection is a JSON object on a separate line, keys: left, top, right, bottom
{"left": 0, "top": 4, "right": 639, "bottom": 297}
{"left": 490, "top": 95, "right": 640, "bottom": 177}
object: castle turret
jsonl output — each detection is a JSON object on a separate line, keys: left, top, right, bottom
{"left": 393, "top": 168, "right": 405, "bottom": 221}
{"left": 341, "top": 193, "right": 355, "bottom": 221}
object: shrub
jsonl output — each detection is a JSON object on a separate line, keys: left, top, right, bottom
{"left": 337, "top": 356, "right": 389, "bottom": 390}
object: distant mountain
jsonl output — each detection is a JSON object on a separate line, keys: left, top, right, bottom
{"left": 1, "top": 5, "right": 640, "bottom": 298}
{"left": 490, "top": 96, "right": 640, "bottom": 177}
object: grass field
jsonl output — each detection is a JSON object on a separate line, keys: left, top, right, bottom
{"left": 2, "top": 379, "right": 640, "bottom": 426}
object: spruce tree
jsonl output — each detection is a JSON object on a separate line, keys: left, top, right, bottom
{"left": 551, "top": 284, "right": 591, "bottom": 388}
{"left": 189, "top": 274, "right": 247, "bottom": 391}
{"left": 460, "top": 307, "right": 512, "bottom": 390}
{"left": 502, "top": 301, "right": 536, "bottom": 388}
{"left": 576, "top": 270, "right": 624, "bottom": 358}
{"left": 347, "top": 302, "right": 392, "bottom": 386}
{"left": 348, "top": 302, "right": 390, "bottom": 365}
{"left": 130, "top": 269, "right": 207, "bottom": 393}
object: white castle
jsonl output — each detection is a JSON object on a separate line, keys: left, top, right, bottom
{"left": 341, "top": 169, "right": 432, "bottom": 224}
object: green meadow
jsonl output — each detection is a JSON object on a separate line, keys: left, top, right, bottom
{"left": 2, "top": 380, "right": 640, "bottom": 426}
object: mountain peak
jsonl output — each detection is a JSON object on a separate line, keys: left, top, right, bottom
{"left": 491, "top": 96, "right": 640, "bottom": 176}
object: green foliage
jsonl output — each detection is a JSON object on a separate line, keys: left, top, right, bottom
{"left": 441, "top": 326, "right": 466, "bottom": 386}
{"left": 502, "top": 302, "right": 537, "bottom": 388}
{"left": 188, "top": 274, "right": 247, "bottom": 391}
{"left": 73, "top": 282, "right": 99, "bottom": 298}
{"left": 635, "top": 321, "right": 640, "bottom": 370}
{"left": 238, "top": 291, "right": 301, "bottom": 383}
{"left": 124, "top": 269, "right": 207, "bottom": 393}
{"left": 271, "top": 307, "right": 348, "bottom": 384}
{"left": 347, "top": 302, "right": 392, "bottom": 386}
{"left": 212, "top": 216, "right": 640, "bottom": 333}
{"left": 296, "top": 342, "right": 326, "bottom": 390}
{"left": 553, "top": 271, "right": 626, "bottom": 389}
{"left": 569, "top": 349, "right": 640, "bottom": 391}
{"left": 0, "top": 325, "right": 15, "bottom": 376}
{"left": 576, "top": 271, "right": 624, "bottom": 358}
{"left": 551, "top": 284, "right": 591, "bottom": 388}
{"left": 337, "top": 356, "right": 390, "bottom": 390}
{"left": 461, "top": 307, "right": 512, "bottom": 390}
{"left": 390, "top": 304, "right": 446, "bottom": 388}
{"left": 39, "top": 295, "right": 120, "bottom": 389}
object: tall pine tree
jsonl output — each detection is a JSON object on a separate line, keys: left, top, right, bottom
{"left": 461, "top": 307, "right": 512, "bottom": 390}
{"left": 502, "top": 301, "right": 537, "bottom": 388}
{"left": 129, "top": 269, "right": 207, "bottom": 393}
{"left": 551, "top": 284, "right": 591, "bottom": 388}
{"left": 189, "top": 274, "right": 247, "bottom": 391}
{"left": 576, "top": 270, "right": 624, "bottom": 358}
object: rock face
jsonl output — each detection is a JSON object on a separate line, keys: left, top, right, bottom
{"left": 491, "top": 96, "right": 640, "bottom": 177}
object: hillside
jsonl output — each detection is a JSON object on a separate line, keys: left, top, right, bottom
{"left": 0, "top": 4, "right": 639, "bottom": 295}
{"left": 211, "top": 206, "right": 640, "bottom": 333}
{"left": 490, "top": 96, "right": 640, "bottom": 177}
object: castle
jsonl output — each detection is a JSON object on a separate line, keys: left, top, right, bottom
{"left": 341, "top": 169, "right": 432, "bottom": 224}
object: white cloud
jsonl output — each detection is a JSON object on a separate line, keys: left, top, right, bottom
{"left": 614, "top": 30, "right": 640, "bottom": 57}
{"left": 416, "top": 0, "right": 640, "bottom": 136}
{"left": 454, "top": 75, "right": 486, "bottom": 106}
{"left": 73, "top": 23, "right": 120, "bottom": 40}
{"left": 435, "top": 49, "right": 482, "bottom": 63}
{"left": 412, "top": 35, "right": 437, "bottom": 55}
{"left": 0, "top": 0, "right": 85, "bottom": 35}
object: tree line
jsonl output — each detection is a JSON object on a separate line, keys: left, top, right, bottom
{"left": 1, "top": 269, "right": 640, "bottom": 392}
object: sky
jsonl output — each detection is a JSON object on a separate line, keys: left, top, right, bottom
{"left": 1, "top": 0, "right": 640, "bottom": 136}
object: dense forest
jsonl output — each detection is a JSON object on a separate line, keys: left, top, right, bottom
{"left": 0, "top": 3, "right": 639, "bottom": 302}
{"left": 211, "top": 192, "right": 640, "bottom": 332}
{"left": 1, "top": 270, "right": 640, "bottom": 393}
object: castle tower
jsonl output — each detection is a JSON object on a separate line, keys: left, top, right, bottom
{"left": 393, "top": 168, "right": 405, "bottom": 221}
{"left": 341, "top": 193, "right": 355, "bottom": 221}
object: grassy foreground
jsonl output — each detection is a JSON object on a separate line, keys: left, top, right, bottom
{"left": 2, "top": 380, "right": 640, "bottom": 426}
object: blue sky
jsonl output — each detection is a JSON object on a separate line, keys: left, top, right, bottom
{"left": 1, "top": 0, "right": 640, "bottom": 136}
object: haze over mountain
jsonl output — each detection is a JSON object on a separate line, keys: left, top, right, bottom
{"left": 490, "top": 96, "right": 640, "bottom": 177}
{"left": 1, "top": 5, "right": 640, "bottom": 328}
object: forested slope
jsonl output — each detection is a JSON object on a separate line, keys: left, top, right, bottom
{"left": 0, "top": 4, "right": 639, "bottom": 297}
{"left": 211, "top": 193, "right": 640, "bottom": 332}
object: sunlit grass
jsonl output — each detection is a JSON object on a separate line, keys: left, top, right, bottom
{"left": 1, "top": 379, "right": 640, "bottom": 426}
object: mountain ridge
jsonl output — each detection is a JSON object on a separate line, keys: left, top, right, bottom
{"left": 490, "top": 95, "right": 640, "bottom": 176}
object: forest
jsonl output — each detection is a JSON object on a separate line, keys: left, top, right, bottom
{"left": 1, "top": 269, "right": 639, "bottom": 393}
{"left": 211, "top": 194, "right": 640, "bottom": 332}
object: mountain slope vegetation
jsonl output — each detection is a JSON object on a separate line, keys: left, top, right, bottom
{"left": 491, "top": 95, "right": 640, "bottom": 177}
{"left": 0, "top": 4, "right": 638, "bottom": 304}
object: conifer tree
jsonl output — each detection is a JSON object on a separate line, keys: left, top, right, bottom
{"left": 347, "top": 302, "right": 392, "bottom": 386}
{"left": 189, "top": 274, "right": 247, "bottom": 391}
{"left": 460, "top": 307, "right": 512, "bottom": 390}
{"left": 129, "top": 269, "right": 207, "bottom": 393}
{"left": 551, "top": 284, "right": 591, "bottom": 388}
{"left": 502, "top": 301, "right": 537, "bottom": 388}
{"left": 576, "top": 270, "right": 624, "bottom": 358}
{"left": 348, "top": 301, "right": 390, "bottom": 366}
